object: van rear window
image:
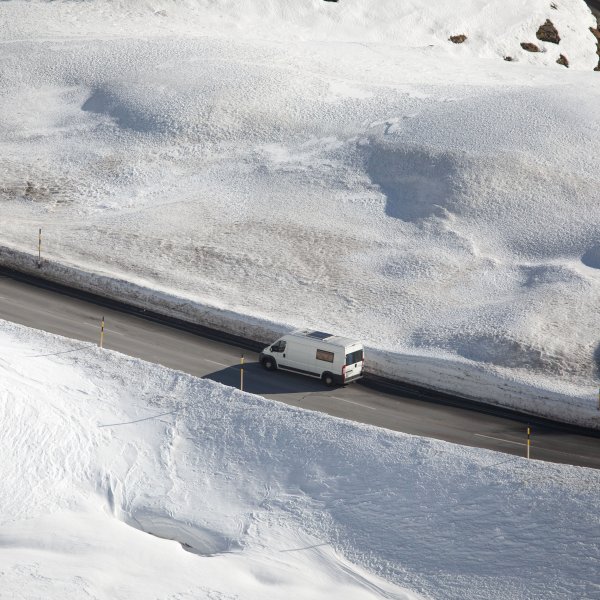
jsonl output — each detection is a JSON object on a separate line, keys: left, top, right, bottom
{"left": 316, "top": 349, "right": 334, "bottom": 363}
{"left": 346, "top": 350, "right": 363, "bottom": 365}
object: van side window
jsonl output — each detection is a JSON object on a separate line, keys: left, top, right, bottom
{"left": 316, "top": 349, "right": 334, "bottom": 363}
{"left": 346, "top": 350, "right": 363, "bottom": 365}
{"left": 271, "top": 341, "right": 286, "bottom": 353}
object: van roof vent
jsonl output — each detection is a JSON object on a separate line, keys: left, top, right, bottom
{"left": 305, "top": 330, "right": 333, "bottom": 340}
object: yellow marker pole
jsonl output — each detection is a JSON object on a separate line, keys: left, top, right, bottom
{"left": 527, "top": 426, "right": 531, "bottom": 459}
{"left": 37, "top": 228, "right": 42, "bottom": 268}
{"left": 100, "top": 316, "right": 105, "bottom": 349}
{"left": 240, "top": 354, "right": 244, "bottom": 392}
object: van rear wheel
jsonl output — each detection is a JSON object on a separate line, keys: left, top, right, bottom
{"left": 322, "top": 372, "right": 335, "bottom": 387}
{"left": 262, "top": 357, "right": 277, "bottom": 371}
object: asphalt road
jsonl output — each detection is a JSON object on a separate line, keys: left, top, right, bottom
{"left": 1, "top": 272, "right": 599, "bottom": 469}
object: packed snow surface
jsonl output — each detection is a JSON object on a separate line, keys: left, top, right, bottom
{"left": 1, "top": 0, "right": 600, "bottom": 424}
{"left": 1, "top": 320, "right": 599, "bottom": 600}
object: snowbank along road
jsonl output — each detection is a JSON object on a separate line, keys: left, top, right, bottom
{"left": 1, "top": 314, "right": 599, "bottom": 600}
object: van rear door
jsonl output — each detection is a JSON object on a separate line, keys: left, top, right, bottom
{"left": 343, "top": 347, "right": 364, "bottom": 382}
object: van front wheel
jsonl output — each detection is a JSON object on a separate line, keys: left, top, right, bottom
{"left": 322, "top": 372, "right": 335, "bottom": 387}
{"left": 262, "top": 357, "right": 277, "bottom": 371}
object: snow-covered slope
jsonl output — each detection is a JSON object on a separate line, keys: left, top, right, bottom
{"left": 1, "top": 0, "right": 600, "bottom": 424}
{"left": 2, "top": 0, "right": 597, "bottom": 68}
{"left": 1, "top": 320, "right": 599, "bottom": 600}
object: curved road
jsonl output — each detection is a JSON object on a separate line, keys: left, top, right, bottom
{"left": 0, "top": 271, "right": 599, "bottom": 469}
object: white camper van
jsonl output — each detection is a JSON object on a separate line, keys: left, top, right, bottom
{"left": 259, "top": 330, "right": 364, "bottom": 386}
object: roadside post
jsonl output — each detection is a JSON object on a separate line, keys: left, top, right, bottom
{"left": 598, "top": 388, "right": 600, "bottom": 411}
{"left": 240, "top": 354, "right": 244, "bottom": 392}
{"left": 37, "top": 228, "right": 42, "bottom": 268}
{"left": 100, "top": 316, "right": 105, "bottom": 349}
{"left": 527, "top": 425, "right": 531, "bottom": 459}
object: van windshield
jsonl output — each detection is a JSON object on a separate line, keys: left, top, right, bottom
{"left": 346, "top": 350, "right": 363, "bottom": 365}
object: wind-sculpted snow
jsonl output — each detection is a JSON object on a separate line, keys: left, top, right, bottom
{"left": 582, "top": 245, "right": 600, "bottom": 269}
{"left": 0, "top": 322, "right": 599, "bottom": 599}
{"left": 0, "top": 0, "right": 600, "bottom": 424}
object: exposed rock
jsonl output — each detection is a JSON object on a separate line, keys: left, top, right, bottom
{"left": 521, "top": 42, "right": 541, "bottom": 52}
{"left": 536, "top": 19, "right": 561, "bottom": 44}
{"left": 550, "top": 2, "right": 558, "bottom": 8}
{"left": 591, "top": 26, "right": 600, "bottom": 71}
{"left": 556, "top": 53, "right": 569, "bottom": 67}
{"left": 449, "top": 34, "right": 467, "bottom": 44}
{"left": 586, "top": 0, "right": 600, "bottom": 20}
{"left": 504, "top": 56, "right": 514, "bottom": 61}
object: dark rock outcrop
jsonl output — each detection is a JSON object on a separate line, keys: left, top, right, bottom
{"left": 536, "top": 19, "right": 561, "bottom": 44}
{"left": 556, "top": 54, "right": 569, "bottom": 67}
{"left": 521, "top": 42, "right": 541, "bottom": 52}
{"left": 449, "top": 34, "right": 467, "bottom": 43}
{"left": 591, "top": 26, "right": 600, "bottom": 71}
